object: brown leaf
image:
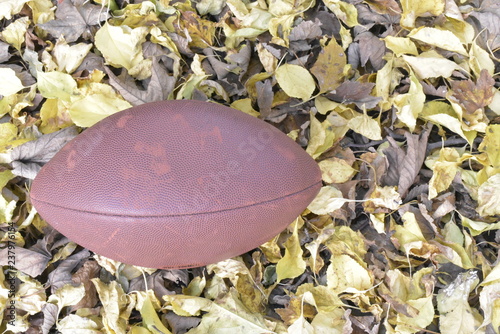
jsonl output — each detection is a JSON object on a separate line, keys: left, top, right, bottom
{"left": 451, "top": 69, "right": 495, "bottom": 115}
{"left": 311, "top": 38, "right": 346, "bottom": 93}
{"left": 70, "top": 260, "right": 100, "bottom": 311}
{"left": 383, "top": 124, "right": 432, "bottom": 198}
{"left": 326, "top": 81, "right": 381, "bottom": 109}
{"left": 365, "top": 0, "right": 402, "bottom": 15}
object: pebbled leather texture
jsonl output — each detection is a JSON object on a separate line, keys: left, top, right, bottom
{"left": 30, "top": 100, "right": 322, "bottom": 269}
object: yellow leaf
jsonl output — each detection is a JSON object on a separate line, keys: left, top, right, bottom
{"left": 39, "top": 99, "right": 73, "bottom": 134}
{"left": 401, "top": 0, "right": 444, "bottom": 28}
{"left": 94, "top": 22, "right": 148, "bottom": 71}
{"left": 384, "top": 36, "right": 419, "bottom": 56}
{"left": 57, "top": 314, "right": 101, "bottom": 333}
{"left": 479, "top": 124, "right": 500, "bottom": 169}
{"left": 318, "top": 157, "right": 357, "bottom": 183}
{"left": 347, "top": 112, "right": 382, "bottom": 140}
{"left": 365, "top": 185, "right": 402, "bottom": 211}
{"left": 408, "top": 27, "right": 467, "bottom": 55}
{"left": 0, "top": 0, "right": 30, "bottom": 20}
{"left": 0, "top": 68, "right": 24, "bottom": 96}
{"left": 37, "top": 71, "right": 77, "bottom": 101}
{"left": 306, "top": 114, "right": 335, "bottom": 158}
{"left": 140, "top": 295, "right": 172, "bottom": 334}
{"left": 394, "top": 71, "right": 424, "bottom": 131}
{"left": 52, "top": 38, "right": 93, "bottom": 73}
{"left": 469, "top": 40, "right": 495, "bottom": 77}
{"left": 27, "top": 0, "right": 55, "bottom": 24}
{"left": 69, "top": 83, "right": 132, "bottom": 127}
{"left": 0, "top": 16, "right": 29, "bottom": 51}
{"left": 421, "top": 101, "right": 476, "bottom": 144}
{"left": 275, "top": 64, "right": 316, "bottom": 101}
{"left": 460, "top": 214, "right": 500, "bottom": 237}
{"left": 427, "top": 147, "right": 461, "bottom": 199}
{"left": 327, "top": 254, "right": 372, "bottom": 293}
{"left": 307, "top": 185, "right": 346, "bottom": 215}
{"left": 310, "top": 39, "right": 346, "bottom": 93}
{"left": 91, "top": 279, "right": 128, "bottom": 334}
{"left": 276, "top": 218, "right": 306, "bottom": 281}
{"left": 477, "top": 173, "right": 500, "bottom": 217}
{"left": 402, "top": 51, "right": 462, "bottom": 79}
{"left": 396, "top": 296, "right": 434, "bottom": 333}
{"left": 323, "top": 0, "right": 359, "bottom": 27}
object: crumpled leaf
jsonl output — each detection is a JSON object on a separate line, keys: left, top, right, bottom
{"left": 394, "top": 71, "right": 425, "bottom": 131}
{"left": 437, "top": 271, "right": 481, "bottom": 334}
{"left": 91, "top": 279, "right": 129, "bottom": 334}
{"left": 275, "top": 64, "right": 316, "bottom": 101}
{"left": 478, "top": 124, "right": 500, "bottom": 169}
{"left": 327, "top": 254, "right": 373, "bottom": 293}
{"left": 323, "top": 0, "right": 359, "bottom": 27}
{"left": 476, "top": 173, "right": 500, "bottom": 217}
{"left": 318, "top": 157, "right": 357, "bottom": 183}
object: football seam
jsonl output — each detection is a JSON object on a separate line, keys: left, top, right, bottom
{"left": 31, "top": 181, "right": 322, "bottom": 218}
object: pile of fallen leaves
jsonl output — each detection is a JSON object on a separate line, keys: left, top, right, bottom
{"left": 0, "top": 0, "right": 499, "bottom": 332}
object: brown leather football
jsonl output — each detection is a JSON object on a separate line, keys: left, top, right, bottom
{"left": 30, "top": 100, "right": 322, "bottom": 269}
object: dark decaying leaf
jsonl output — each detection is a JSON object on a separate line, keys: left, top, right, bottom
{"left": 164, "top": 312, "right": 202, "bottom": 334}
{"left": 0, "top": 246, "right": 51, "bottom": 277}
{"left": 70, "top": 260, "right": 100, "bottom": 311}
{"left": 383, "top": 124, "right": 432, "bottom": 197}
{"left": 128, "top": 270, "right": 190, "bottom": 300}
{"left": 105, "top": 56, "right": 176, "bottom": 106}
{"left": 40, "top": 303, "right": 58, "bottom": 334}
{"left": 38, "top": 0, "right": 109, "bottom": 42}
{"left": 47, "top": 249, "right": 91, "bottom": 293}
{"left": 326, "top": 81, "right": 381, "bottom": 109}
{"left": 10, "top": 126, "right": 78, "bottom": 179}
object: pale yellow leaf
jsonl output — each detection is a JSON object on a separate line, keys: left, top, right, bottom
{"left": 57, "top": 314, "right": 101, "bottom": 333}
{"left": 427, "top": 148, "right": 461, "bottom": 199}
{"left": 37, "top": 71, "right": 77, "bottom": 101}
{"left": 469, "top": 41, "right": 495, "bottom": 77}
{"left": 402, "top": 51, "right": 462, "bottom": 79}
{"left": 319, "top": 157, "right": 357, "bottom": 183}
{"left": 396, "top": 296, "right": 434, "bottom": 334}
{"left": 477, "top": 173, "right": 500, "bottom": 217}
{"left": 52, "top": 38, "right": 93, "bottom": 73}
{"left": 306, "top": 114, "right": 335, "bottom": 158}
{"left": 401, "top": 0, "right": 444, "bottom": 28}
{"left": 408, "top": 27, "right": 467, "bottom": 55}
{"left": 394, "top": 71, "right": 424, "bottom": 131}
{"left": 69, "top": 83, "right": 132, "bottom": 127}
{"left": 0, "top": 16, "right": 29, "bottom": 51}
{"left": 140, "top": 294, "right": 172, "bottom": 334}
{"left": 323, "top": 0, "right": 358, "bottom": 27}
{"left": 0, "top": 0, "right": 30, "bottom": 20}
{"left": 307, "top": 185, "right": 346, "bottom": 215}
{"left": 275, "top": 64, "right": 316, "bottom": 101}
{"left": 0, "top": 68, "right": 24, "bottom": 96}
{"left": 327, "top": 254, "right": 372, "bottom": 293}
{"left": 384, "top": 36, "right": 419, "bottom": 56}
{"left": 347, "top": 112, "right": 382, "bottom": 140}
{"left": 478, "top": 124, "right": 500, "bottom": 169}
{"left": 94, "top": 22, "right": 148, "bottom": 71}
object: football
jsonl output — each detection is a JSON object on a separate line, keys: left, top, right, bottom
{"left": 30, "top": 100, "right": 322, "bottom": 269}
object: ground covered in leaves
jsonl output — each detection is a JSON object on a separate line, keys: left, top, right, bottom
{"left": 0, "top": 0, "right": 500, "bottom": 333}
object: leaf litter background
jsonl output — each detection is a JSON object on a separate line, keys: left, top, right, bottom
{"left": 0, "top": 0, "right": 500, "bottom": 333}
